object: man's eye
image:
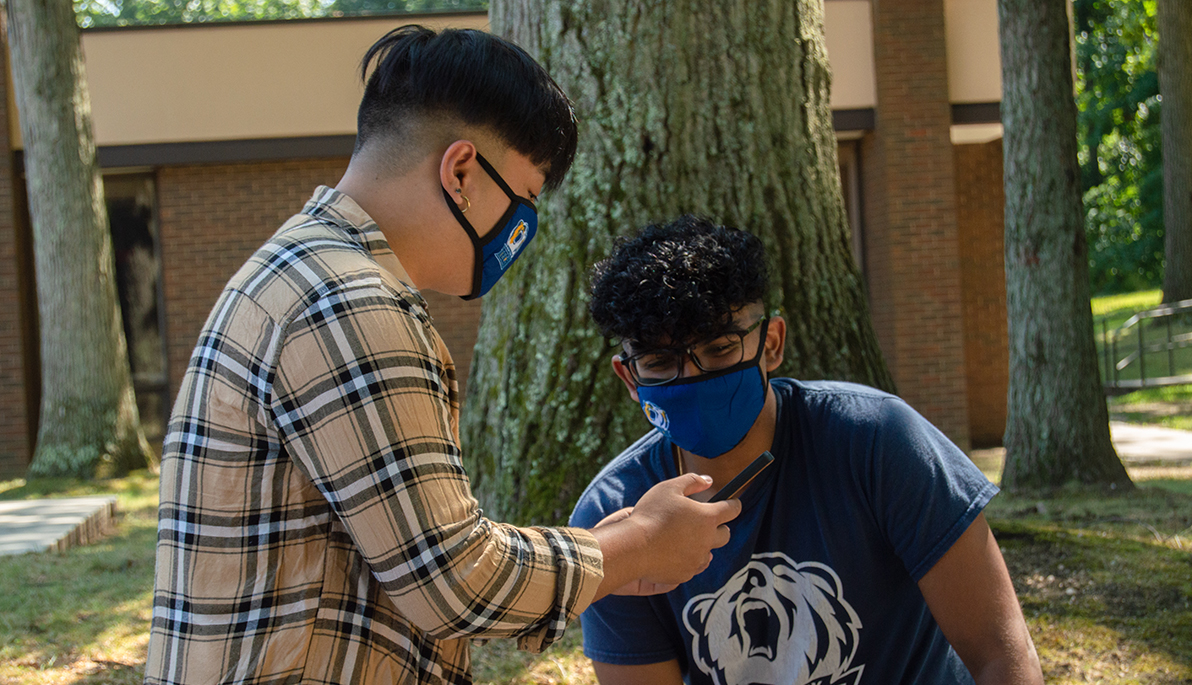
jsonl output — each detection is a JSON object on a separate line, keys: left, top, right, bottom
{"left": 641, "top": 357, "right": 674, "bottom": 371}
{"left": 702, "top": 340, "right": 740, "bottom": 358}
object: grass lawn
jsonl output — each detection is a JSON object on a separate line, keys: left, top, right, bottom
{"left": 1108, "top": 385, "right": 1192, "bottom": 432}
{"left": 984, "top": 484, "right": 1192, "bottom": 684}
{"left": 1092, "top": 289, "right": 1163, "bottom": 323}
{"left": 0, "top": 472, "right": 158, "bottom": 685}
{"left": 2, "top": 464, "right": 1191, "bottom": 684}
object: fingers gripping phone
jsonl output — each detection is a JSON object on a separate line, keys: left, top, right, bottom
{"left": 707, "top": 451, "right": 775, "bottom": 503}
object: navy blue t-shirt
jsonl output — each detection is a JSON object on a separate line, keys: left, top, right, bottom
{"left": 570, "top": 379, "right": 998, "bottom": 685}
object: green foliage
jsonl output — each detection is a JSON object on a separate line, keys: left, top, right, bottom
{"left": 74, "top": 0, "right": 485, "bottom": 28}
{"left": 1075, "top": 0, "right": 1166, "bottom": 295}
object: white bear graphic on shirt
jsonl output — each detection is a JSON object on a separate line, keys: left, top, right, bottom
{"left": 683, "top": 552, "right": 865, "bottom": 685}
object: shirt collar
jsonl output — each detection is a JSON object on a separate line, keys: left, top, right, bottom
{"left": 301, "top": 185, "right": 427, "bottom": 308}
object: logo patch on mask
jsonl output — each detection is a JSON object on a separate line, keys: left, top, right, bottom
{"left": 642, "top": 401, "right": 669, "bottom": 431}
{"left": 495, "top": 220, "right": 530, "bottom": 269}
{"left": 683, "top": 553, "right": 865, "bottom": 685}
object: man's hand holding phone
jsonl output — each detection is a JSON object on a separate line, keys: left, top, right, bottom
{"left": 589, "top": 473, "right": 741, "bottom": 600}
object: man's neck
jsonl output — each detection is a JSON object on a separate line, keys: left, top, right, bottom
{"left": 679, "top": 382, "right": 778, "bottom": 501}
{"left": 334, "top": 156, "right": 459, "bottom": 295}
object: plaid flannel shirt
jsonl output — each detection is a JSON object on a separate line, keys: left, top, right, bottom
{"left": 145, "top": 187, "right": 603, "bottom": 685}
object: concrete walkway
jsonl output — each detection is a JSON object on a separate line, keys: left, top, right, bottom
{"left": 1110, "top": 421, "right": 1192, "bottom": 465}
{"left": 0, "top": 496, "right": 117, "bottom": 556}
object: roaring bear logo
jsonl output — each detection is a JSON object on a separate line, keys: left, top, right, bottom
{"left": 682, "top": 553, "right": 864, "bottom": 685}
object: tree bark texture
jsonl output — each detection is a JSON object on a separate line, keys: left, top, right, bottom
{"left": 1159, "top": 0, "right": 1192, "bottom": 303}
{"left": 463, "top": 0, "right": 894, "bottom": 524}
{"left": 998, "top": 0, "right": 1132, "bottom": 490}
{"left": 6, "top": 0, "right": 153, "bottom": 477}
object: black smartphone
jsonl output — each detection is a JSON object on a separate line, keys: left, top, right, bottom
{"left": 707, "top": 451, "right": 775, "bottom": 503}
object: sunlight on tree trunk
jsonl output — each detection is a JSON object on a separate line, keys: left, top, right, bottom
{"left": 998, "top": 0, "right": 1133, "bottom": 491}
{"left": 463, "top": 0, "right": 893, "bottom": 525}
{"left": 1158, "top": 0, "right": 1192, "bottom": 303}
{"left": 5, "top": 0, "right": 154, "bottom": 478}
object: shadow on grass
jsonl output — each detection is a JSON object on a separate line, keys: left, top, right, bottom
{"left": 987, "top": 484, "right": 1192, "bottom": 683}
{"left": 4, "top": 471, "right": 1189, "bottom": 684}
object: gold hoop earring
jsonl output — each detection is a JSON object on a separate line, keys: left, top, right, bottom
{"left": 459, "top": 194, "right": 470, "bottom": 213}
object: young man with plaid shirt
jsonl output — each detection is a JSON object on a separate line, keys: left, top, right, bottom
{"left": 145, "top": 27, "right": 739, "bottom": 685}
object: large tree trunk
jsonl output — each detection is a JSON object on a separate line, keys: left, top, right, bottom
{"left": 464, "top": 0, "right": 894, "bottom": 525}
{"left": 998, "top": 0, "right": 1132, "bottom": 491}
{"left": 1159, "top": 0, "right": 1192, "bottom": 303}
{"left": 6, "top": 0, "right": 154, "bottom": 478}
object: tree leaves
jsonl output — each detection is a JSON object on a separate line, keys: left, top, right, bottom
{"left": 73, "top": 0, "right": 487, "bottom": 28}
{"left": 1074, "top": 0, "right": 1165, "bottom": 294}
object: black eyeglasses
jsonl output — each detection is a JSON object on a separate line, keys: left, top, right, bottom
{"left": 621, "top": 317, "right": 768, "bottom": 386}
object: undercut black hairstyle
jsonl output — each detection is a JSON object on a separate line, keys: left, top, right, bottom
{"left": 357, "top": 25, "right": 578, "bottom": 190}
{"left": 589, "top": 215, "right": 769, "bottom": 347}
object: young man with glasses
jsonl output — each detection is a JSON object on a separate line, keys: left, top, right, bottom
{"left": 572, "top": 215, "right": 1043, "bottom": 684}
{"left": 145, "top": 28, "right": 740, "bottom": 685}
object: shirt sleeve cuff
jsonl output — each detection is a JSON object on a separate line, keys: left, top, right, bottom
{"left": 515, "top": 526, "right": 604, "bottom": 653}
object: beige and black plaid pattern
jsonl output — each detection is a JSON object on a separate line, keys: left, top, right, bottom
{"left": 145, "top": 187, "right": 602, "bottom": 685}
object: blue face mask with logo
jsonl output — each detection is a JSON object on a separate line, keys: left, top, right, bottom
{"left": 635, "top": 325, "right": 769, "bottom": 459}
{"left": 443, "top": 152, "right": 538, "bottom": 300}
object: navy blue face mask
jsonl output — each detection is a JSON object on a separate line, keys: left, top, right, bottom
{"left": 443, "top": 152, "right": 538, "bottom": 300}
{"left": 635, "top": 320, "right": 770, "bottom": 459}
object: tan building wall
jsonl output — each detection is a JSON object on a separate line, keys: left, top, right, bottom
{"left": 945, "top": 0, "right": 1003, "bottom": 105}
{"left": 11, "top": 1, "right": 946, "bottom": 150}
{"left": 13, "top": 13, "right": 491, "bottom": 149}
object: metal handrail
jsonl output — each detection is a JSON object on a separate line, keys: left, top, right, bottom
{"left": 1114, "top": 332, "right": 1192, "bottom": 371}
{"left": 1101, "top": 298, "right": 1192, "bottom": 394}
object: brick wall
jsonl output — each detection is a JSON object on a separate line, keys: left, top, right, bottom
{"left": 0, "top": 42, "right": 31, "bottom": 477}
{"left": 867, "top": 0, "right": 971, "bottom": 449}
{"left": 158, "top": 160, "right": 348, "bottom": 399}
{"left": 158, "top": 160, "right": 485, "bottom": 407}
{"left": 859, "top": 132, "right": 893, "bottom": 367}
{"left": 955, "top": 140, "right": 1008, "bottom": 447}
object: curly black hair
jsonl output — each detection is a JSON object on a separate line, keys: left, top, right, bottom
{"left": 589, "top": 215, "right": 769, "bottom": 346}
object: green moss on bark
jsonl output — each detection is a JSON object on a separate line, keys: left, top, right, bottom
{"left": 465, "top": 0, "right": 892, "bottom": 525}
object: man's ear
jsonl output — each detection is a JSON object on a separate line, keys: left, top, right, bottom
{"left": 611, "top": 355, "right": 641, "bottom": 402}
{"left": 764, "top": 316, "right": 786, "bottom": 373}
{"left": 438, "top": 140, "right": 479, "bottom": 202}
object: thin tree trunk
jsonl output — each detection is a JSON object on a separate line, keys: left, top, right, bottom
{"left": 464, "top": 0, "right": 893, "bottom": 525}
{"left": 1159, "top": 0, "right": 1192, "bottom": 303}
{"left": 998, "top": 0, "right": 1132, "bottom": 491}
{"left": 6, "top": 0, "right": 153, "bottom": 477}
